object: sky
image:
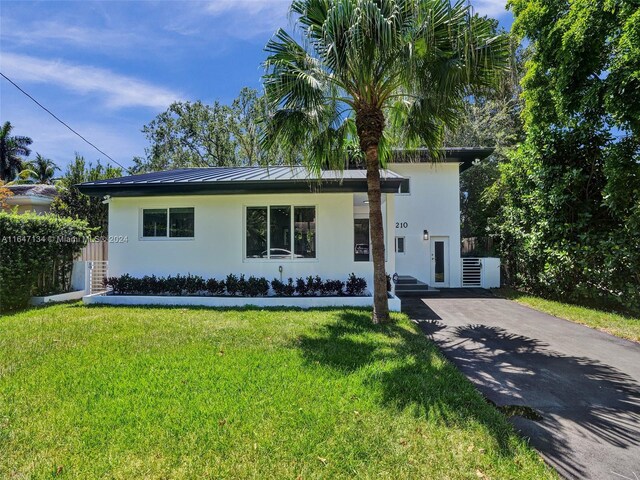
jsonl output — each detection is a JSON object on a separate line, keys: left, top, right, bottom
{"left": 0, "top": 0, "right": 514, "bottom": 172}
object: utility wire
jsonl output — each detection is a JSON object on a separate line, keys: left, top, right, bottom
{"left": 0, "top": 71, "right": 128, "bottom": 171}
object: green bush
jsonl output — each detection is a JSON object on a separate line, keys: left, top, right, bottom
{"left": 0, "top": 212, "right": 91, "bottom": 312}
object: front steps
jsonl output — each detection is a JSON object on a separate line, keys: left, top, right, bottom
{"left": 394, "top": 275, "right": 439, "bottom": 297}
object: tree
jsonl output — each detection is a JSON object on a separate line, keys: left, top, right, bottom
{"left": 132, "top": 88, "right": 298, "bottom": 173}
{"left": 447, "top": 44, "right": 525, "bottom": 246}
{"left": 262, "top": 0, "right": 509, "bottom": 322}
{"left": 492, "top": 0, "right": 640, "bottom": 312}
{"left": 51, "top": 155, "right": 122, "bottom": 236}
{"left": 0, "top": 121, "right": 32, "bottom": 182}
{"left": 23, "top": 154, "right": 59, "bottom": 184}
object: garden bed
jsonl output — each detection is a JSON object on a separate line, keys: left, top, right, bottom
{"left": 83, "top": 291, "right": 402, "bottom": 311}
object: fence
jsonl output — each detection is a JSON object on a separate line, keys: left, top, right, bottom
{"left": 78, "top": 240, "right": 108, "bottom": 262}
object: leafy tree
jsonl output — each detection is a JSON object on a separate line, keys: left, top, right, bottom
{"left": 132, "top": 88, "right": 298, "bottom": 173}
{"left": 493, "top": 0, "right": 640, "bottom": 312}
{"left": 262, "top": 0, "right": 509, "bottom": 322}
{"left": 51, "top": 155, "right": 122, "bottom": 236}
{"left": 0, "top": 121, "right": 32, "bottom": 181}
{"left": 230, "top": 87, "right": 268, "bottom": 166}
{"left": 23, "top": 153, "right": 59, "bottom": 184}
{"left": 448, "top": 45, "right": 525, "bottom": 247}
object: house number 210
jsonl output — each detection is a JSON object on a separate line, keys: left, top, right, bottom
{"left": 396, "top": 222, "right": 408, "bottom": 229}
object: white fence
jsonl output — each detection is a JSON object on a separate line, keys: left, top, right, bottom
{"left": 88, "top": 261, "right": 109, "bottom": 295}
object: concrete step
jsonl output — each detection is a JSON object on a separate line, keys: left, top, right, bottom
{"left": 396, "top": 275, "right": 418, "bottom": 285}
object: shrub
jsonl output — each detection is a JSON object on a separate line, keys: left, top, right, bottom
{"left": 272, "top": 278, "right": 295, "bottom": 296}
{"left": 295, "top": 277, "right": 309, "bottom": 296}
{"left": 206, "top": 278, "right": 225, "bottom": 295}
{"left": 345, "top": 273, "right": 367, "bottom": 296}
{"left": 0, "top": 212, "right": 91, "bottom": 311}
{"left": 237, "top": 275, "right": 268, "bottom": 297}
{"left": 225, "top": 274, "right": 239, "bottom": 296}
{"left": 321, "top": 279, "right": 345, "bottom": 296}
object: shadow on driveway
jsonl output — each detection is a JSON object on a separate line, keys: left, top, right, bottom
{"left": 403, "top": 296, "right": 640, "bottom": 480}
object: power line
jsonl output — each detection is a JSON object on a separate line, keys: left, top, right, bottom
{"left": 0, "top": 71, "right": 128, "bottom": 171}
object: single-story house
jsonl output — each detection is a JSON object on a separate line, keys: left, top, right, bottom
{"left": 2, "top": 184, "right": 58, "bottom": 214}
{"left": 77, "top": 148, "right": 498, "bottom": 297}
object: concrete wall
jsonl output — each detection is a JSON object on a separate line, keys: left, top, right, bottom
{"left": 107, "top": 192, "right": 395, "bottom": 291}
{"left": 389, "top": 162, "right": 462, "bottom": 287}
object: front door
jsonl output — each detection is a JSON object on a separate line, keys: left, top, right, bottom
{"left": 430, "top": 236, "right": 449, "bottom": 287}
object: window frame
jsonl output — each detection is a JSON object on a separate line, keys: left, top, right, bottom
{"left": 243, "top": 204, "right": 318, "bottom": 262}
{"left": 398, "top": 177, "right": 411, "bottom": 195}
{"left": 139, "top": 207, "right": 195, "bottom": 241}
{"left": 395, "top": 236, "right": 406, "bottom": 254}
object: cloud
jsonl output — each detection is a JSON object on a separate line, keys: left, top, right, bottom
{"left": 471, "top": 0, "right": 509, "bottom": 18}
{"left": 0, "top": 19, "right": 143, "bottom": 50}
{"left": 0, "top": 52, "right": 183, "bottom": 110}
{"left": 200, "top": 0, "right": 291, "bottom": 38}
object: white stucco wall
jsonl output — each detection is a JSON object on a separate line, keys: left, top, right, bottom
{"left": 107, "top": 192, "right": 395, "bottom": 291}
{"left": 389, "top": 162, "right": 462, "bottom": 287}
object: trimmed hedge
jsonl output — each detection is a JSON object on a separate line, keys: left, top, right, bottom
{"left": 0, "top": 212, "right": 91, "bottom": 311}
{"left": 105, "top": 273, "right": 367, "bottom": 297}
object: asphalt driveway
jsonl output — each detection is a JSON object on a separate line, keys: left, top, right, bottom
{"left": 402, "top": 291, "right": 640, "bottom": 480}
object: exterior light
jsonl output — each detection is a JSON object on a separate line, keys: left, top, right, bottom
{"left": 423, "top": 229, "right": 429, "bottom": 240}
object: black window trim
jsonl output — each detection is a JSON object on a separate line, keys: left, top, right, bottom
{"left": 140, "top": 207, "right": 195, "bottom": 240}
{"left": 244, "top": 204, "right": 318, "bottom": 262}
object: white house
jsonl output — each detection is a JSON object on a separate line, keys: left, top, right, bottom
{"left": 77, "top": 148, "right": 498, "bottom": 304}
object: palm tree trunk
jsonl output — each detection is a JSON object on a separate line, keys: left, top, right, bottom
{"left": 356, "top": 105, "right": 390, "bottom": 324}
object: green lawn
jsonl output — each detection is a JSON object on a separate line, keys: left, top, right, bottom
{"left": 497, "top": 289, "right": 640, "bottom": 343}
{"left": 0, "top": 303, "right": 554, "bottom": 479}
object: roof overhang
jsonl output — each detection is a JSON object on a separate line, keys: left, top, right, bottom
{"left": 77, "top": 170, "right": 405, "bottom": 197}
{"left": 390, "top": 147, "right": 494, "bottom": 172}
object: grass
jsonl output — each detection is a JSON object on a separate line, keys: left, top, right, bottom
{"left": 497, "top": 289, "right": 640, "bottom": 342}
{"left": 0, "top": 303, "right": 555, "bottom": 479}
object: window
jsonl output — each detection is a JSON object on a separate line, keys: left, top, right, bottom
{"left": 399, "top": 178, "right": 410, "bottom": 194}
{"left": 246, "top": 207, "right": 267, "bottom": 258}
{"left": 294, "top": 207, "right": 316, "bottom": 258}
{"left": 354, "top": 218, "right": 370, "bottom": 262}
{"left": 245, "top": 206, "right": 316, "bottom": 259}
{"left": 395, "top": 236, "right": 405, "bottom": 253}
{"left": 142, "top": 208, "right": 194, "bottom": 238}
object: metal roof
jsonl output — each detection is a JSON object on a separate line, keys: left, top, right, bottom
{"left": 77, "top": 166, "right": 406, "bottom": 197}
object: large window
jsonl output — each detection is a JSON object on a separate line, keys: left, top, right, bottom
{"left": 142, "top": 208, "right": 194, "bottom": 238}
{"left": 246, "top": 206, "right": 316, "bottom": 259}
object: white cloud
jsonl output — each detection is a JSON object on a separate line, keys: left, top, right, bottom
{"left": 470, "top": 0, "right": 509, "bottom": 18}
{"left": 0, "top": 19, "right": 143, "bottom": 50}
{"left": 0, "top": 52, "right": 183, "bottom": 110}
{"left": 200, "top": 0, "right": 291, "bottom": 38}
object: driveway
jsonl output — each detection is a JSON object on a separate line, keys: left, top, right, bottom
{"left": 402, "top": 291, "right": 640, "bottom": 480}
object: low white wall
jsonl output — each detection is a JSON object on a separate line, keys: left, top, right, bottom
{"left": 71, "top": 261, "right": 87, "bottom": 291}
{"left": 482, "top": 257, "right": 501, "bottom": 289}
{"left": 83, "top": 293, "right": 402, "bottom": 312}
{"left": 30, "top": 290, "right": 86, "bottom": 305}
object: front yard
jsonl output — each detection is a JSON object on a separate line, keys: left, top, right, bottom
{"left": 0, "top": 304, "right": 554, "bottom": 479}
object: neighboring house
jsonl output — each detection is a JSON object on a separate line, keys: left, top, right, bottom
{"left": 77, "top": 148, "right": 496, "bottom": 291}
{"left": 3, "top": 185, "right": 57, "bottom": 215}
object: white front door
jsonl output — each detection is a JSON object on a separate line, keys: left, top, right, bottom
{"left": 430, "top": 236, "right": 449, "bottom": 288}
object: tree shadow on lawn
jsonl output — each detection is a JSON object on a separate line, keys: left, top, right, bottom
{"left": 293, "top": 310, "right": 533, "bottom": 459}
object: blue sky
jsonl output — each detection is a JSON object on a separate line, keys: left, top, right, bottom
{"left": 0, "top": 1, "right": 513, "bottom": 171}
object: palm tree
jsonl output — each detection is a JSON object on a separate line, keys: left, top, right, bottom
{"left": 262, "top": 0, "right": 509, "bottom": 322}
{"left": 23, "top": 153, "right": 59, "bottom": 184}
{"left": 0, "top": 121, "right": 33, "bottom": 182}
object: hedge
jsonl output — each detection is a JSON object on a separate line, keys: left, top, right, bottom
{"left": 0, "top": 212, "right": 91, "bottom": 311}
{"left": 105, "top": 273, "right": 368, "bottom": 297}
